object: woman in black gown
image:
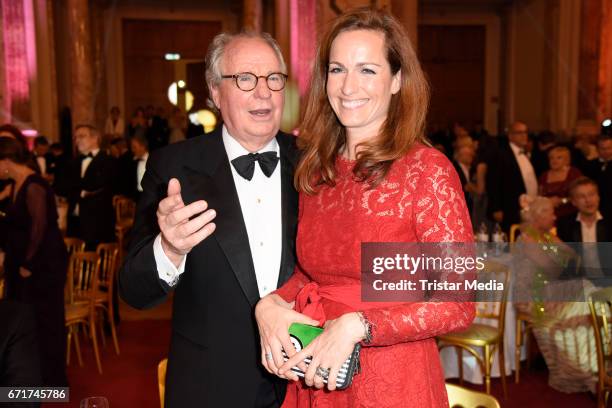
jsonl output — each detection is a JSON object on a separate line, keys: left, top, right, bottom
{"left": 0, "top": 137, "right": 68, "bottom": 386}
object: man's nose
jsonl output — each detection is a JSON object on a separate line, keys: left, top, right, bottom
{"left": 253, "top": 77, "right": 272, "bottom": 99}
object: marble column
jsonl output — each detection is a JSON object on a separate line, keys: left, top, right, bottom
{"left": 598, "top": 0, "right": 612, "bottom": 120}
{"left": 549, "top": 0, "right": 580, "bottom": 133}
{"left": 1, "top": 0, "right": 31, "bottom": 124}
{"left": 67, "top": 0, "right": 95, "bottom": 126}
{"left": 243, "top": 0, "right": 262, "bottom": 32}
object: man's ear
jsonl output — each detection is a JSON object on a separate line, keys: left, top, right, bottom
{"left": 391, "top": 71, "right": 401, "bottom": 95}
{"left": 210, "top": 85, "right": 221, "bottom": 111}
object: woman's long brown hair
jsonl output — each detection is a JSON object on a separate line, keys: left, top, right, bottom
{"left": 295, "top": 8, "right": 430, "bottom": 194}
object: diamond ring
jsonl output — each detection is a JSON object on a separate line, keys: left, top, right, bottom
{"left": 315, "top": 366, "right": 330, "bottom": 379}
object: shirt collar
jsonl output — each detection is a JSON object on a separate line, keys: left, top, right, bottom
{"left": 135, "top": 152, "right": 149, "bottom": 161}
{"left": 222, "top": 125, "right": 279, "bottom": 161}
{"left": 576, "top": 211, "right": 604, "bottom": 223}
{"left": 509, "top": 142, "right": 523, "bottom": 155}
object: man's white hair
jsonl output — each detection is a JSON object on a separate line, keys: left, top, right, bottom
{"left": 204, "top": 31, "right": 287, "bottom": 112}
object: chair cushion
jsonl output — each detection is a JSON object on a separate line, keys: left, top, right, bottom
{"left": 439, "top": 323, "right": 500, "bottom": 346}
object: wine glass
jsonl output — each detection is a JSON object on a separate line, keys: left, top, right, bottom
{"left": 80, "top": 397, "right": 109, "bottom": 408}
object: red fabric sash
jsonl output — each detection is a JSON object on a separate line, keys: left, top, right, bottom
{"left": 294, "top": 282, "right": 404, "bottom": 324}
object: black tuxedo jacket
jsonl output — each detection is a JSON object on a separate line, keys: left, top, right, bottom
{"left": 67, "top": 151, "right": 117, "bottom": 245}
{"left": 487, "top": 141, "right": 530, "bottom": 231}
{"left": 452, "top": 160, "right": 473, "bottom": 213}
{"left": 119, "top": 127, "right": 299, "bottom": 407}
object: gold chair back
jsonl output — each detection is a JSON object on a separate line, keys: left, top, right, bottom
{"left": 446, "top": 383, "right": 500, "bottom": 408}
{"left": 96, "top": 243, "right": 119, "bottom": 288}
{"left": 589, "top": 287, "right": 612, "bottom": 408}
{"left": 475, "top": 260, "right": 511, "bottom": 330}
{"left": 437, "top": 260, "right": 511, "bottom": 397}
{"left": 158, "top": 358, "right": 167, "bottom": 408}
{"left": 64, "top": 237, "right": 85, "bottom": 257}
{"left": 66, "top": 251, "right": 100, "bottom": 305}
{"left": 114, "top": 195, "right": 136, "bottom": 225}
{"left": 509, "top": 224, "right": 520, "bottom": 243}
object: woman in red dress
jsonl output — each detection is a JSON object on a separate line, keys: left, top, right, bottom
{"left": 255, "top": 8, "right": 475, "bottom": 407}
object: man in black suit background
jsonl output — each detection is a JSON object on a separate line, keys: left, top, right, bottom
{"left": 488, "top": 121, "right": 539, "bottom": 232}
{"left": 557, "top": 177, "right": 612, "bottom": 277}
{"left": 67, "top": 125, "right": 117, "bottom": 249}
{"left": 120, "top": 32, "right": 315, "bottom": 407}
{"left": 128, "top": 134, "right": 149, "bottom": 202}
{"left": 588, "top": 136, "right": 612, "bottom": 221}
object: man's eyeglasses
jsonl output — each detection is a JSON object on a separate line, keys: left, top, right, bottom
{"left": 221, "top": 72, "right": 288, "bottom": 92}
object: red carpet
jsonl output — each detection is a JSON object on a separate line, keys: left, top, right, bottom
{"left": 44, "top": 320, "right": 171, "bottom": 408}
{"left": 43, "top": 319, "right": 597, "bottom": 407}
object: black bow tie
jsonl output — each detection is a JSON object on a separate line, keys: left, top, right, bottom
{"left": 231, "top": 151, "right": 279, "bottom": 181}
{"left": 82, "top": 153, "right": 94, "bottom": 159}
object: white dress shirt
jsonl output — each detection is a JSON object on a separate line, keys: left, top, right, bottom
{"left": 73, "top": 148, "right": 100, "bottom": 216}
{"left": 105, "top": 117, "right": 125, "bottom": 136}
{"left": 36, "top": 155, "right": 46, "bottom": 176}
{"left": 510, "top": 142, "right": 538, "bottom": 197}
{"left": 458, "top": 162, "right": 471, "bottom": 183}
{"left": 154, "top": 126, "right": 283, "bottom": 297}
{"left": 578, "top": 211, "right": 604, "bottom": 276}
{"left": 135, "top": 152, "right": 149, "bottom": 192}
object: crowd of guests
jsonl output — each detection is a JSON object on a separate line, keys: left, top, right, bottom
{"left": 435, "top": 121, "right": 611, "bottom": 245}
{"left": 107, "top": 104, "right": 202, "bottom": 150}
{"left": 436, "top": 121, "right": 612, "bottom": 394}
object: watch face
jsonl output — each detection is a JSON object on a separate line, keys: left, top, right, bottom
{"left": 290, "top": 334, "right": 303, "bottom": 352}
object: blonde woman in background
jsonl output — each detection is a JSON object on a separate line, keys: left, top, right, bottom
{"left": 515, "top": 195, "right": 600, "bottom": 393}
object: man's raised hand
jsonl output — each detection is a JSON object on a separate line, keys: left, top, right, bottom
{"left": 157, "top": 178, "right": 216, "bottom": 267}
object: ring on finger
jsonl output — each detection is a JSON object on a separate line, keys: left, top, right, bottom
{"left": 315, "top": 366, "right": 330, "bottom": 380}
{"left": 265, "top": 352, "right": 273, "bottom": 361}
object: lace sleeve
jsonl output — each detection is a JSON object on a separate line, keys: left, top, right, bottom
{"left": 361, "top": 151, "right": 476, "bottom": 346}
{"left": 23, "top": 183, "right": 48, "bottom": 271}
{"left": 274, "top": 264, "right": 311, "bottom": 302}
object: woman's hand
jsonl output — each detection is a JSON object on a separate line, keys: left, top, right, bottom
{"left": 255, "top": 294, "right": 319, "bottom": 380}
{"left": 278, "top": 312, "right": 366, "bottom": 391}
{"left": 19, "top": 267, "right": 32, "bottom": 278}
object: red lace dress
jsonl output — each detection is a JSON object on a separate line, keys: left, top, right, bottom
{"left": 275, "top": 144, "right": 475, "bottom": 408}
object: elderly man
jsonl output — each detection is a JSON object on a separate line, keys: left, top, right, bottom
{"left": 488, "top": 121, "right": 538, "bottom": 232}
{"left": 67, "top": 125, "right": 117, "bottom": 249}
{"left": 119, "top": 32, "right": 310, "bottom": 407}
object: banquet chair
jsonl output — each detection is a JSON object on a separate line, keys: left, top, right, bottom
{"left": 95, "top": 243, "right": 120, "bottom": 355}
{"left": 113, "top": 195, "right": 136, "bottom": 262}
{"left": 509, "top": 224, "right": 521, "bottom": 243}
{"left": 446, "top": 383, "right": 500, "bottom": 408}
{"left": 514, "top": 308, "right": 533, "bottom": 383}
{"left": 64, "top": 237, "right": 85, "bottom": 257}
{"left": 588, "top": 287, "right": 612, "bottom": 408}
{"left": 65, "top": 251, "right": 103, "bottom": 374}
{"left": 158, "top": 358, "right": 167, "bottom": 408}
{"left": 438, "top": 260, "right": 510, "bottom": 397}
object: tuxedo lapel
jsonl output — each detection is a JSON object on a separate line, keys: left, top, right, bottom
{"left": 181, "top": 130, "right": 260, "bottom": 306}
{"left": 277, "top": 134, "right": 299, "bottom": 287}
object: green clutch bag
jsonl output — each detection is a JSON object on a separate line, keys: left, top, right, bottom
{"left": 281, "top": 323, "right": 361, "bottom": 390}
